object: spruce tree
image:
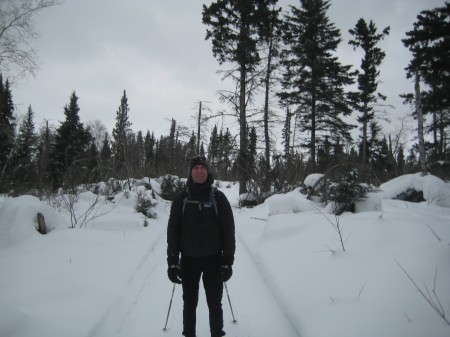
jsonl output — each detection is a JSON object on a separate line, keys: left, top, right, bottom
{"left": 0, "top": 75, "right": 16, "bottom": 191}
{"left": 135, "top": 130, "right": 144, "bottom": 176}
{"left": 143, "top": 130, "right": 155, "bottom": 175}
{"left": 36, "top": 120, "right": 54, "bottom": 188}
{"left": 98, "top": 132, "right": 111, "bottom": 179}
{"left": 185, "top": 131, "right": 197, "bottom": 165}
{"left": 51, "top": 92, "right": 90, "bottom": 187}
{"left": 349, "top": 18, "right": 390, "bottom": 168}
{"left": 11, "top": 105, "right": 37, "bottom": 191}
{"left": 208, "top": 124, "right": 219, "bottom": 166}
{"left": 217, "top": 128, "right": 235, "bottom": 180}
{"left": 86, "top": 140, "right": 99, "bottom": 182}
{"left": 279, "top": 0, "right": 356, "bottom": 171}
{"left": 112, "top": 90, "right": 132, "bottom": 177}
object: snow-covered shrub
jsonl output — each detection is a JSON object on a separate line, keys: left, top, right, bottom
{"left": 135, "top": 191, "right": 157, "bottom": 219}
{"left": 160, "top": 175, "right": 185, "bottom": 201}
{"left": 381, "top": 173, "right": 450, "bottom": 207}
{"left": 108, "top": 178, "right": 125, "bottom": 194}
{"left": 239, "top": 192, "right": 258, "bottom": 208}
{"left": 301, "top": 173, "right": 324, "bottom": 200}
{"left": 321, "top": 169, "right": 374, "bottom": 215}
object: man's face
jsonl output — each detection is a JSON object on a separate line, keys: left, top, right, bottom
{"left": 191, "top": 164, "right": 208, "bottom": 184}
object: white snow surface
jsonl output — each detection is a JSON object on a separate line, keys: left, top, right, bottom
{"left": 0, "top": 174, "right": 449, "bottom": 337}
{"left": 303, "top": 173, "right": 324, "bottom": 188}
{"left": 380, "top": 173, "right": 450, "bottom": 207}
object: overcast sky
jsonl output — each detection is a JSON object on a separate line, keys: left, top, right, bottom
{"left": 11, "top": 0, "right": 447, "bottom": 145}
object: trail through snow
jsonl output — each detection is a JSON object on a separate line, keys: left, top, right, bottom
{"left": 2, "top": 175, "right": 449, "bottom": 337}
{"left": 90, "top": 210, "right": 299, "bottom": 337}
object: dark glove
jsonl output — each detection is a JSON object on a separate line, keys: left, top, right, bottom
{"left": 220, "top": 255, "right": 234, "bottom": 266}
{"left": 168, "top": 265, "right": 182, "bottom": 284}
{"left": 167, "top": 254, "right": 179, "bottom": 266}
{"left": 220, "top": 265, "right": 233, "bottom": 282}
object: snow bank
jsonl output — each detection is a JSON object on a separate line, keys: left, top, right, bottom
{"left": 1, "top": 176, "right": 449, "bottom": 337}
{"left": 265, "top": 189, "right": 316, "bottom": 215}
{"left": 354, "top": 192, "right": 382, "bottom": 213}
{"left": 304, "top": 173, "right": 324, "bottom": 187}
{"left": 0, "top": 195, "right": 67, "bottom": 247}
{"left": 381, "top": 173, "right": 450, "bottom": 207}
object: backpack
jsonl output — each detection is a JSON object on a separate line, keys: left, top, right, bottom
{"left": 182, "top": 185, "right": 219, "bottom": 217}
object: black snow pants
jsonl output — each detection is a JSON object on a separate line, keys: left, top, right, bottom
{"left": 181, "top": 254, "right": 224, "bottom": 337}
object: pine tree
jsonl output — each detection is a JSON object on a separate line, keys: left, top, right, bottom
{"left": 0, "top": 75, "right": 16, "bottom": 191}
{"left": 217, "top": 128, "right": 235, "bottom": 180}
{"left": 203, "top": 0, "right": 279, "bottom": 194}
{"left": 402, "top": 3, "right": 450, "bottom": 163}
{"left": 112, "top": 90, "right": 132, "bottom": 177}
{"left": 144, "top": 130, "right": 155, "bottom": 175}
{"left": 99, "top": 132, "right": 112, "bottom": 179}
{"left": 185, "top": 131, "right": 197, "bottom": 164}
{"left": 349, "top": 18, "right": 390, "bottom": 168}
{"left": 279, "top": 0, "right": 356, "bottom": 171}
{"left": 135, "top": 130, "right": 144, "bottom": 176}
{"left": 36, "top": 120, "right": 54, "bottom": 188}
{"left": 11, "top": 105, "right": 37, "bottom": 191}
{"left": 51, "top": 91, "right": 90, "bottom": 187}
{"left": 317, "top": 135, "right": 332, "bottom": 172}
{"left": 208, "top": 124, "right": 219, "bottom": 166}
{"left": 247, "top": 125, "right": 257, "bottom": 179}
{"left": 86, "top": 140, "right": 99, "bottom": 182}
{"left": 167, "top": 118, "right": 178, "bottom": 174}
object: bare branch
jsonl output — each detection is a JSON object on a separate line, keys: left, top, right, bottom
{"left": 426, "top": 224, "right": 442, "bottom": 242}
{"left": 395, "top": 259, "right": 450, "bottom": 325}
{"left": 0, "top": 0, "right": 61, "bottom": 79}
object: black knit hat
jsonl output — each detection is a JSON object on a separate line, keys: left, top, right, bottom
{"left": 189, "top": 155, "right": 209, "bottom": 172}
{"left": 188, "top": 155, "right": 214, "bottom": 185}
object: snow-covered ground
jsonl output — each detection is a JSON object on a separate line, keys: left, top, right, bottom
{"left": 0, "top": 174, "right": 449, "bottom": 337}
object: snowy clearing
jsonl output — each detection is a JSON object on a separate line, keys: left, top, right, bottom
{"left": 0, "top": 174, "right": 449, "bottom": 337}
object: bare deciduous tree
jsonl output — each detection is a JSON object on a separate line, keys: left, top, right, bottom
{"left": 0, "top": 0, "right": 60, "bottom": 79}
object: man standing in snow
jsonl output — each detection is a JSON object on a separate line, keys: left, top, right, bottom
{"left": 167, "top": 155, "right": 236, "bottom": 337}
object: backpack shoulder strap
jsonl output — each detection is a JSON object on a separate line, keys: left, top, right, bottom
{"left": 182, "top": 186, "right": 219, "bottom": 218}
{"left": 182, "top": 187, "right": 189, "bottom": 216}
{"left": 211, "top": 186, "right": 219, "bottom": 218}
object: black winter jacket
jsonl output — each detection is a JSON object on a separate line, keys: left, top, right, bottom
{"left": 167, "top": 177, "right": 235, "bottom": 266}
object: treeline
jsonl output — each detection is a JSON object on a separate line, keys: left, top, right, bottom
{"left": 0, "top": 82, "right": 432, "bottom": 196}
{"left": 0, "top": 0, "right": 449, "bottom": 196}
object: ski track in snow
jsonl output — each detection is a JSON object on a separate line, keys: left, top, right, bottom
{"left": 89, "top": 209, "right": 301, "bottom": 337}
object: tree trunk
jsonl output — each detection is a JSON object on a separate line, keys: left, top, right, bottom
{"left": 415, "top": 69, "right": 427, "bottom": 175}
{"left": 362, "top": 101, "right": 368, "bottom": 166}
{"left": 36, "top": 213, "right": 47, "bottom": 234}
{"left": 311, "top": 91, "right": 317, "bottom": 172}
{"left": 263, "top": 35, "right": 273, "bottom": 191}
{"left": 239, "top": 64, "right": 248, "bottom": 195}
{"left": 197, "top": 101, "right": 202, "bottom": 154}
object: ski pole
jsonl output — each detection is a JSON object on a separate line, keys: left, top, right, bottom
{"left": 163, "top": 283, "right": 176, "bottom": 331}
{"left": 224, "top": 282, "right": 237, "bottom": 323}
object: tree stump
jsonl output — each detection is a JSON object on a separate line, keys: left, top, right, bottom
{"left": 36, "top": 213, "right": 47, "bottom": 235}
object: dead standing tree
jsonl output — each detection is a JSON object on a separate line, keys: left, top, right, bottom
{"left": 0, "top": 0, "right": 60, "bottom": 79}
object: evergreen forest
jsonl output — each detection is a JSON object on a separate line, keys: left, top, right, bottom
{"left": 0, "top": 0, "right": 448, "bottom": 201}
